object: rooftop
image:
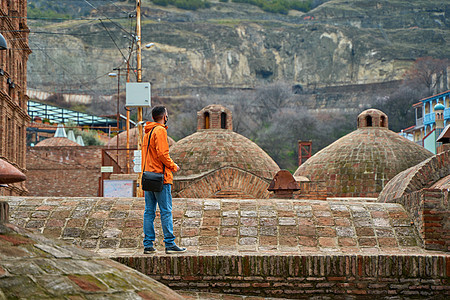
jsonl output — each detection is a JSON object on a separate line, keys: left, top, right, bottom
{"left": 6, "top": 196, "right": 445, "bottom": 257}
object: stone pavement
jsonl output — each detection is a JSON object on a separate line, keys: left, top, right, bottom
{"left": 5, "top": 196, "right": 441, "bottom": 257}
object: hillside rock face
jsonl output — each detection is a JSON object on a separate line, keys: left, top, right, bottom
{"left": 27, "top": 0, "right": 449, "bottom": 100}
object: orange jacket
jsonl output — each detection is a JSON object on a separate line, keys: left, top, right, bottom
{"left": 141, "top": 122, "right": 177, "bottom": 184}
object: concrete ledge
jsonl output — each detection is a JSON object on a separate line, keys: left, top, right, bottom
{"left": 114, "top": 254, "right": 449, "bottom": 298}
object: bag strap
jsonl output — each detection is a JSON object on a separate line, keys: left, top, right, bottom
{"left": 142, "top": 127, "right": 165, "bottom": 174}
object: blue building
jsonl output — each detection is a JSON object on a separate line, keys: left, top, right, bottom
{"left": 405, "top": 90, "right": 450, "bottom": 154}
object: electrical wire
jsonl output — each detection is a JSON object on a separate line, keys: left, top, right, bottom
{"left": 98, "top": 18, "right": 128, "bottom": 62}
{"left": 29, "top": 40, "right": 124, "bottom": 95}
{"left": 82, "top": 0, "right": 135, "bottom": 38}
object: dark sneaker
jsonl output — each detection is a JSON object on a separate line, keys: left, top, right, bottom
{"left": 143, "top": 247, "right": 156, "bottom": 254}
{"left": 165, "top": 245, "right": 186, "bottom": 254}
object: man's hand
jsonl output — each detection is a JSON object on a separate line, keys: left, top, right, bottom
{"left": 175, "top": 164, "right": 180, "bottom": 172}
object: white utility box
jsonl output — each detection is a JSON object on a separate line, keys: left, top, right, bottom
{"left": 126, "top": 82, "right": 151, "bottom": 107}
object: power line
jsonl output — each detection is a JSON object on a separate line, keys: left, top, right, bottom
{"left": 98, "top": 18, "right": 128, "bottom": 62}
{"left": 29, "top": 40, "right": 123, "bottom": 95}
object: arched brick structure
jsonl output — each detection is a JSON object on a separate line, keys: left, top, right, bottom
{"left": 174, "top": 167, "right": 271, "bottom": 199}
{"left": 378, "top": 150, "right": 450, "bottom": 203}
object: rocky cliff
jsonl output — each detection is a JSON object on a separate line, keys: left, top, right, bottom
{"left": 27, "top": 0, "right": 449, "bottom": 105}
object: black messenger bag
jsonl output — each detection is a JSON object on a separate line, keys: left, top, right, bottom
{"left": 141, "top": 127, "right": 165, "bottom": 192}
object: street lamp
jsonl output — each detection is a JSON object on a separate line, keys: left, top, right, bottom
{"left": 0, "top": 33, "right": 7, "bottom": 50}
{"left": 145, "top": 42, "right": 155, "bottom": 49}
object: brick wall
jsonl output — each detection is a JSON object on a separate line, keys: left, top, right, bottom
{"left": 26, "top": 146, "right": 102, "bottom": 196}
{"left": 394, "top": 188, "right": 450, "bottom": 252}
{"left": 115, "top": 254, "right": 449, "bottom": 298}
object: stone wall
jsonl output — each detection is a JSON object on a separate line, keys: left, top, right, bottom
{"left": 116, "top": 254, "right": 449, "bottom": 298}
{"left": 393, "top": 188, "right": 449, "bottom": 252}
{"left": 26, "top": 146, "right": 102, "bottom": 197}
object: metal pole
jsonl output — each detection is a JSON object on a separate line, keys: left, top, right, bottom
{"left": 136, "top": 0, "right": 144, "bottom": 197}
{"left": 116, "top": 68, "right": 120, "bottom": 163}
{"left": 126, "top": 60, "right": 131, "bottom": 174}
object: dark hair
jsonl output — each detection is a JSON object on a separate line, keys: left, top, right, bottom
{"left": 152, "top": 105, "right": 166, "bottom": 121}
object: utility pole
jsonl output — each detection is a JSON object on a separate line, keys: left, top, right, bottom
{"left": 136, "top": 0, "right": 144, "bottom": 197}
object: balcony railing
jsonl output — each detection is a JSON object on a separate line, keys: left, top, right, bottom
{"left": 444, "top": 107, "right": 450, "bottom": 120}
{"left": 416, "top": 117, "right": 423, "bottom": 127}
{"left": 424, "top": 113, "right": 435, "bottom": 125}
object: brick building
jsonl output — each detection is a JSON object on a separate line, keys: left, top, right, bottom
{"left": 294, "top": 109, "right": 433, "bottom": 199}
{"left": 170, "top": 104, "right": 280, "bottom": 198}
{"left": 0, "top": 0, "right": 31, "bottom": 195}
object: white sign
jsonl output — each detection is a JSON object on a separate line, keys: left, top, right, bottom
{"left": 133, "top": 164, "right": 142, "bottom": 173}
{"left": 101, "top": 166, "right": 114, "bottom": 173}
{"left": 134, "top": 150, "right": 141, "bottom": 157}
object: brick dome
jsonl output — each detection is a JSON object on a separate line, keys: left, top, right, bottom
{"left": 170, "top": 130, "right": 279, "bottom": 179}
{"left": 35, "top": 137, "right": 80, "bottom": 147}
{"left": 294, "top": 109, "right": 433, "bottom": 198}
{"left": 170, "top": 104, "right": 279, "bottom": 179}
{"left": 107, "top": 127, "right": 176, "bottom": 148}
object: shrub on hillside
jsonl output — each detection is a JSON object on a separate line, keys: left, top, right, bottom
{"left": 232, "top": 0, "right": 311, "bottom": 14}
{"left": 151, "top": 0, "right": 210, "bottom": 10}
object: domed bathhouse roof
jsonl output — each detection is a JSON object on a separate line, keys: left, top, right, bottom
{"left": 170, "top": 104, "right": 280, "bottom": 199}
{"left": 107, "top": 127, "right": 176, "bottom": 148}
{"left": 35, "top": 137, "right": 80, "bottom": 147}
{"left": 294, "top": 109, "right": 433, "bottom": 198}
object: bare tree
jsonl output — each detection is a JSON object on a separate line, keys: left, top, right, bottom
{"left": 404, "top": 57, "right": 449, "bottom": 96}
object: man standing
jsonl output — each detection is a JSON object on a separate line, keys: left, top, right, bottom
{"left": 141, "top": 105, "right": 186, "bottom": 254}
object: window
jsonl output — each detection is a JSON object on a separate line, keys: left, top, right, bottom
{"left": 365, "top": 116, "right": 372, "bottom": 127}
{"left": 380, "top": 116, "right": 386, "bottom": 127}
{"left": 204, "top": 112, "right": 210, "bottom": 129}
{"left": 221, "top": 112, "right": 227, "bottom": 129}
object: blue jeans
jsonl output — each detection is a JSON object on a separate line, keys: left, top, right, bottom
{"left": 143, "top": 184, "right": 176, "bottom": 248}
